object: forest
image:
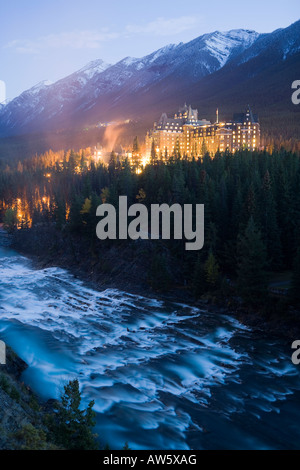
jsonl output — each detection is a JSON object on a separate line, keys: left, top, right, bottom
{"left": 0, "top": 145, "right": 300, "bottom": 312}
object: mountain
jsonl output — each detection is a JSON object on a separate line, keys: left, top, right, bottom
{"left": 0, "top": 21, "right": 299, "bottom": 146}
{"left": 180, "top": 20, "right": 300, "bottom": 140}
{"left": 0, "top": 29, "right": 260, "bottom": 137}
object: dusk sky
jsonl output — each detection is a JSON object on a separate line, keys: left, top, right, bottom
{"left": 1, "top": 0, "right": 299, "bottom": 101}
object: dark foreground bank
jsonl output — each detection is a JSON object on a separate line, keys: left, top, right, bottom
{"left": 0, "top": 346, "right": 58, "bottom": 450}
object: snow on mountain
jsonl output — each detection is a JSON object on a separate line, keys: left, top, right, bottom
{"left": 233, "top": 20, "right": 300, "bottom": 66}
{"left": 28, "top": 80, "right": 53, "bottom": 95}
{"left": 0, "top": 21, "right": 299, "bottom": 137}
{"left": 73, "top": 59, "right": 111, "bottom": 82}
{"left": 204, "top": 30, "right": 260, "bottom": 68}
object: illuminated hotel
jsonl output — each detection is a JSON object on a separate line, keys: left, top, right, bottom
{"left": 145, "top": 104, "right": 260, "bottom": 159}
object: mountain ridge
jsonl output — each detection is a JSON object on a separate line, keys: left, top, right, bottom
{"left": 0, "top": 20, "right": 299, "bottom": 144}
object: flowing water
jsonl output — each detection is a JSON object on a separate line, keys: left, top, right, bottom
{"left": 0, "top": 244, "right": 300, "bottom": 450}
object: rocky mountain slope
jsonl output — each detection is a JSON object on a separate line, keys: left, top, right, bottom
{"left": 0, "top": 29, "right": 261, "bottom": 136}
{"left": 0, "top": 20, "right": 299, "bottom": 147}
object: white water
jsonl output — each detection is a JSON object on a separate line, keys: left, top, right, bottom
{"left": 0, "top": 245, "right": 300, "bottom": 450}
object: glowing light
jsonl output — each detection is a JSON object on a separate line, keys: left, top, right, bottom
{"left": 66, "top": 204, "right": 71, "bottom": 221}
{"left": 141, "top": 156, "right": 150, "bottom": 167}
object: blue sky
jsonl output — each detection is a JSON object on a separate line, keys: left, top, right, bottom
{"left": 1, "top": 0, "right": 299, "bottom": 100}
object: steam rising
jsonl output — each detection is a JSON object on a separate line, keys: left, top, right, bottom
{"left": 105, "top": 124, "right": 123, "bottom": 151}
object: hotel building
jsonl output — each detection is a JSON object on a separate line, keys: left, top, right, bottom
{"left": 145, "top": 104, "right": 260, "bottom": 159}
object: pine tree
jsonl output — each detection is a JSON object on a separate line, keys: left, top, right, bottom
{"left": 3, "top": 208, "right": 18, "bottom": 233}
{"left": 54, "top": 198, "right": 66, "bottom": 230}
{"left": 259, "top": 170, "right": 282, "bottom": 270}
{"left": 108, "top": 151, "right": 117, "bottom": 177}
{"left": 172, "top": 163, "right": 185, "bottom": 204}
{"left": 204, "top": 251, "right": 220, "bottom": 289}
{"left": 49, "top": 379, "right": 98, "bottom": 450}
{"left": 133, "top": 136, "right": 140, "bottom": 153}
{"left": 151, "top": 140, "right": 157, "bottom": 164}
{"left": 69, "top": 195, "right": 84, "bottom": 233}
{"left": 290, "top": 248, "right": 300, "bottom": 307}
{"left": 119, "top": 158, "right": 134, "bottom": 201}
{"left": 101, "top": 187, "right": 110, "bottom": 204}
{"left": 236, "top": 217, "right": 268, "bottom": 306}
{"left": 148, "top": 253, "right": 171, "bottom": 292}
{"left": 192, "top": 255, "right": 206, "bottom": 297}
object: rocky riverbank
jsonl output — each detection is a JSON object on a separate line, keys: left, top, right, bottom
{"left": 0, "top": 346, "right": 59, "bottom": 450}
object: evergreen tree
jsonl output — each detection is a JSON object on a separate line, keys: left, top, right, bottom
{"left": 101, "top": 187, "right": 110, "bottom": 204}
{"left": 236, "top": 217, "right": 268, "bottom": 306}
{"left": 148, "top": 253, "right": 171, "bottom": 292}
{"left": 119, "top": 158, "right": 134, "bottom": 201}
{"left": 68, "top": 194, "right": 84, "bottom": 232}
{"left": 133, "top": 136, "right": 140, "bottom": 153}
{"left": 49, "top": 379, "right": 98, "bottom": 450}
{"left": 172, "top": 164, "right": 185, "bottom": 204}
{"left": 151, "top": 140, "right": 157, "bottom": 164}
{"left": 3, "top": 208, "right": 18, "bottom": 233}
{"left": 108, "top": 151, "right": 117, "bottom": 177}
{"left": 290, "top": 248, "right": 300, "bottom": 307}
{"left": 259, "top": 170, "right": 282, "bottom": 270}
{"left": 192, "top": 255, "right": 206, "bottom": 297}
{"left": 204, "top": 251, "right": 220, "bottom": 289}
{"left": 54, "top": 198, "right": 66, "bottom": 230}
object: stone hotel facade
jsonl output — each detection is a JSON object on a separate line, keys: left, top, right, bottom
{"left": 145, "top": 104, "right": 260, "bottom": 159}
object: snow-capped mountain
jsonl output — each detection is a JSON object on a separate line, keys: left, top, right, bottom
{"left": 75, "top": 59, "right": 111, "bottom": 81}
{"left": 202, "top": 30, "right": 260, "bottom": 68}
{"left": 0, "top": 20, "right": 299, "bottom": 138}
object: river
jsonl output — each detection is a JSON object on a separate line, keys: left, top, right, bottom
{"left": 0, "top": 244, "right": 299, "bottom": 450}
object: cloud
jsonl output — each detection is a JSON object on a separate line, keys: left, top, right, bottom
{"left": 126, "top": 16, "right": 199, "bottom": 36}
{"left": 4, "top": 16, "right": 200, "bottom": 56}
{"left": 4, "top": 30, "right": 119, "bottom": 54}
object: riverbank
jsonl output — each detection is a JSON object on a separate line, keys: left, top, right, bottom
{"left": 10, "top": 226, "right": 300, "bottom": 344}
{"left": 0, "top": 346, "right": 60, "bottom": 449}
